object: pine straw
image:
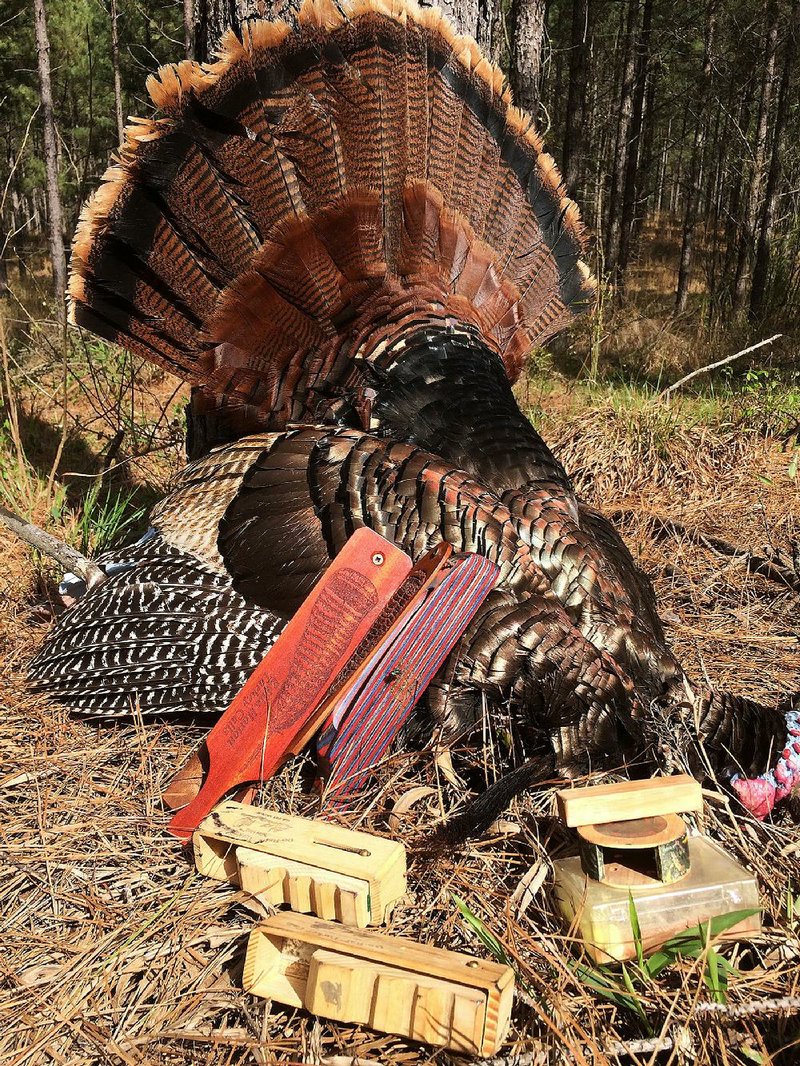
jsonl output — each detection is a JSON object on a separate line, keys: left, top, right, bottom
{"left": 1, "top": 397, "right": 799, "bottom": 1066}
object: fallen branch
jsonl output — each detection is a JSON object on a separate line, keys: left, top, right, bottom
{"left": 0, "top": 503, "right": 106, "bottom": 586}
{"left": 657, "top": 334, "right": 782, "bottom": 399}
{"left": 483, "top": 1003, "right": 799, "bottom": 1066}
{"left": 611, "top": 510, "right": 800, "bottom": 593}
{"left": 694, "top": 994, "right": 800, "bottom": 1019}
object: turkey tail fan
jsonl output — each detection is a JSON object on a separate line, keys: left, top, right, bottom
{"left": 69, "top": 0, "right": 596, "bottom": 433}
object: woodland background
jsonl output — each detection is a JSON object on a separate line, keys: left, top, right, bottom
{"left": 1, "top": 3, "right": 800, "bottom": 1064}
{"left": 4, "top": 0, "right": 800, "bottom": 333}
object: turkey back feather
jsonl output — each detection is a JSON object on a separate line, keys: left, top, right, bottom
{"left": 69, "top": 0, "right": 595, "bottom": 431}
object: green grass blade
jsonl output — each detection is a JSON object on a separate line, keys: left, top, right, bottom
{"left": 658, "top": 908, "right": 759, "bottom": 956}
{"left": 452, "top": 894, "right": 510, "bottom": 966}
{"left": 628, "top": 892, "right": 645, "bottom": 970}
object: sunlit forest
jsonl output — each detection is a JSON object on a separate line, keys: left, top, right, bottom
{"left": 1, "top": 2, "right": 799, "bottom": 1064}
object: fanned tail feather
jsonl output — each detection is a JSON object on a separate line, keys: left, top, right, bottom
{"left": 69, "top": 0, "right": 596, "bottom": 432}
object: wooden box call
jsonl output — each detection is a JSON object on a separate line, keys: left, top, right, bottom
{"left": 164, "top": 529, "right": 414, "bottom": 840}
{"left": 193, "top": 801, "right": 406, "bottom": 927}
{"left": 243, "top": 912, "right": 514, "bottom": 1056}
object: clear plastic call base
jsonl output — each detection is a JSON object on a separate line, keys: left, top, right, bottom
{"left": 553, "top": 836, "right": 761, "bottom": 963}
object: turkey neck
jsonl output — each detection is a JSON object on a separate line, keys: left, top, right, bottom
{"left": 348, "top": 314, "right": 575, "bottom": 502}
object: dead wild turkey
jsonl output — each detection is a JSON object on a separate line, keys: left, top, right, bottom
{"left": 29, "top": 0, "right": 798, "bottom": 825}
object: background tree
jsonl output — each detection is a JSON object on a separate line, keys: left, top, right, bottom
{"left": 510, "top": 0, "right": 546, "bottom": 112}
{"left": 31, "top": 0, "right": 66, "bottom": 307}
{"left": 3, "top": 0, "right": 800, "bottom": 339}
{"left": 675, "top": 0, "right": 717, "bottom": 313}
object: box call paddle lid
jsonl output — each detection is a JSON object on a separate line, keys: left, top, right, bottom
{"left": 163, "top": 529, "right": 414, "bottom": 840}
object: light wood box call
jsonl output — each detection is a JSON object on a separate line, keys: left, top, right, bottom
{"left": 193, "top": 801, "right": 406, "bottom": 927}
{"left": 556, "top": 774, "right": 703, "bottom": 828}
{"left": 243, "top": 912, "right": 515, "bottom": 1056}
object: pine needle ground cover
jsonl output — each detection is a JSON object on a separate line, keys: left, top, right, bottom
{"left": 1, "top": 316, "right": 799, "bottom": 1064}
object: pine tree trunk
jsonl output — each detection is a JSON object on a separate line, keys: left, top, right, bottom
{"left": 632, "top": 62, "right": 657, "bottom": 244}
{"left": 184, "top": 0, "right": 195, "bottom": 58}
{"left": 750, "top": 0, "right": 799, "bottom": 318}
{"left": 604, "top": 0, "right": 639, "bottom": 284}
{"left": 510, "top": 0, "right": 546, "bottom": 114}
{"left": 562, "top": 0, "right": 589, "bottom": 198}
{"left": 193, "top": 0, "right": 265, "bottom": 61}
{"left": 548, "top": 3, "right": 565, "bottom": 139}
{"left": 475, "top": 0, "right": 501, "bottom": 58}
{"left": 435, "top": 0, "right": 479, "bottom": 36}
{"left": 617, "top": 0, "right": 653, "bottom": 292}
{"left": 674, "top": 0, "right": 717, "bottom": 313}
{"left": 722, "top": 73, "right": 753, "bottom": 292}
{"left": 656, "top": 117, "right": 670, "bottom": 217}
{"left": 489, "top": 0, "right": 505, "bottom": 64}
{"left": 109, "top": 0, "right": 125, "bottom": 144}
{"left": 31, "top": 0, "right": 66, "bottom": 308}
{"left": 732, "top": 0, "right": 780, "bottom": 315}
{"left": 707, "top": 95, "right": 726, "bottom": 299}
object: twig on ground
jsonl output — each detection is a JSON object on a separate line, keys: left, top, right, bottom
{"left": 481, "top": 1052, "right": 549, "bottom": 1066}
{"left": 657, "top": 334, "right": 782, "bottom": 399}
{"left": 694, "top": 995, "right": 800, "bottom": 1019}
{"left": 611, "top": 510, "right": 800, "bottom": 593}
{"left": 0, "top": 503, "right": 106, "bottom": 586}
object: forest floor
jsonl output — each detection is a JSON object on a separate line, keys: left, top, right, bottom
{"left": 1, "top": 237, "right": 800, "bottom": 1065}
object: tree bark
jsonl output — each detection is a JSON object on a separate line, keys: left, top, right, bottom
{"left": 184, "top": 0, "right": 195, "bottom": 58}
{"left": 617, "top": 0, "right": 653, "bottom": 291}
{"left": 732, "top": 0, "right": 780, "bottom": 315}
{"left": 434, "top": 0, "right": 479, "bottom": 36}
{"left": 604, "top": 0, "right": 639, "bottom": 284}
{"left": 656, "top": 117, "right": 670, "bottom": 217}
{"left": 706, "top": 94, "right": 726, "bottom": 299}
{"left": 31, "top": 0, "right": 66, "bottom": 307}
{"left": 562, "top": 0, "right": 589, "bottom": 197}
{"left": 674, "top": 0, "right": 717, "bottom": 313}
{"left": 489, "top": 0, "right": 505, "bottom": 65}
{"left": 632, "top": 61, "right": 657, "bottom": 243}
{"left": 475, "top": 0, "right": 501, "bottom": 59}
{"left": 109, "top": 0, "right": 125, "bottom": 144}
{"left": 750, "top": 0, "right": 799, "bottom": 319}
{"left": 722, "top": 70, "right": 753, "bottom": 292}
{"left": 193, "top": 0, "right": 265, "bottom": 61}
{"left": 510, "top": 0, "right": 546, "bottom": 114}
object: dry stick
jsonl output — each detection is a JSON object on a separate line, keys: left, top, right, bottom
{"left": 482, "top": 1017, "right": 783, "bottom": 1066}
{"left": 0, "top": 504, "right": 106, "bottom": 587}
{"left": 694, "top": 995, "right": 800, "bottom": 1018}
{"left": 480, "top": 997, "right": 800, "bottom": 1065}
{"left": 657, "top": 334, "right": 782, "bottom": 399}
{"left": 46, "top": 303, "right": 69, "bottom": 498}
{"left": 610, "top": 509, "right": 800, "bottom": 593}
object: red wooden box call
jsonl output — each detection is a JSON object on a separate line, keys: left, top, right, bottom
{"left": 164, "top": 528, "right": 412, "bottom": 839}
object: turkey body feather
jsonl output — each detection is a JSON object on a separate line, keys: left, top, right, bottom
{"left": 29, "top": 0, "right": 795, "bottom": 817}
